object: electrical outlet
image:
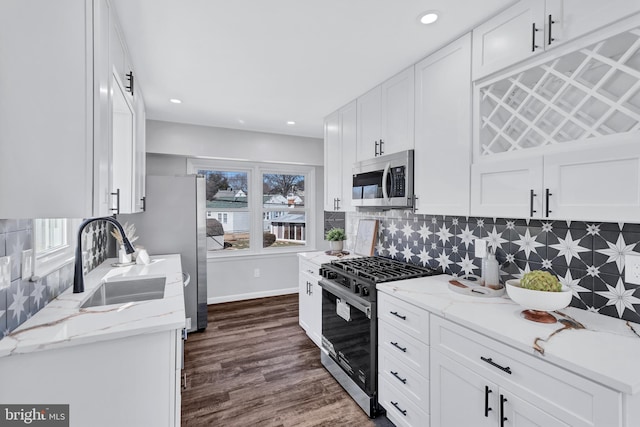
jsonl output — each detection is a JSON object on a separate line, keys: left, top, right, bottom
{"left": 625, "top": 254, "right": 640, "bottom": 285}
{"left": 475, "top": 239, "right": 488, "bottom": 258}
{"left": 254, "top": 268, "right": 260, "bottom": 278}
{"left": 0, "top": 256, "right": 10, "bottom": 288}
{"left": 21, "top": 249, "right": 33, "bottom": 279}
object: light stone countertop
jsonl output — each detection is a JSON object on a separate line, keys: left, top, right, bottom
{"left": 377, "top": 274, "right": 640, "bottom": 395}
{"left": 0, "top": 254, "right": 185, "bottom": 358}
{"left": 297, "top": 250, "right": 360, "bottom": 266}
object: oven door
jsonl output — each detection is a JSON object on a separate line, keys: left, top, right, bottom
{"left": 319, "top": 279, "right": 375, "bottom": 396}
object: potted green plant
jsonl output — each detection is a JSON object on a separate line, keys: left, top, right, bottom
{"left": 325, "top": 227, "right": 346, "bottom": 253}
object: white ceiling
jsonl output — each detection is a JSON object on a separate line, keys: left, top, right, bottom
{"left": 113, "top": 0, "right": 516, "bottom": 139}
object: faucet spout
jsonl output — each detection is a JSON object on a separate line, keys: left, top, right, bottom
{"left": 73, "top": 216, "right": 136, "bottom": 293}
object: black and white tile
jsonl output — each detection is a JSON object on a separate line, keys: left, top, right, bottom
{"left": 354, "top": 212, "right": 640, "bottom": 324}
{"left": 0, "top": 218, "right": 109, "bottom": 336}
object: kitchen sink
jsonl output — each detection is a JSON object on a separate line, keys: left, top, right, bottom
{"left": 81, "top": 276, "right": 166, "bottom": 308}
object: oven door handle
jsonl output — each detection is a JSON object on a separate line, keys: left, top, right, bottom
{"left": 319, "top": 279, "right": 372, "bottom": 318}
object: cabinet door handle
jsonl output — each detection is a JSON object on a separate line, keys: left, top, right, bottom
{"left": 390, "top": 370, "right": 407, "bottom": 384}
{"left": 548, "top": 14, "right": 556, "bottom": 45}
{"left": 375, "top": 140, "right": 379, "bottom": 156}
{"left": 531, "top": 23, "right": 540, "bottom": 51}
{"left": 308, "top": 282, "right": 313, "bottom": 295}
{"left": 529, "top": 189, "right": 537, "bottom": 217}
{"left": 126, "top": 71, "right": 134, "bottom": 95}
{"left": 110, "top": 188, "right": 120, "bottom": 215}
{"left": 480, "top": 356, "right": 512, "bottom": 374}
{"left": 484, "top": 386, "right": 493, "bottom": 417}
{"left": 379, "top": 139, "right": 384, "bottom": 155}
{"left": 500, "top": 394, "right": 508, "bottom": 427}
{"left": 141, "top": 196, "right": 146, "bottom": 212}
{"left": 390, "top": 401, "right": 407, "bottom": 416}
{"left": 545, "top": 188, "right": 552, "bottom": 217}
{"left": 390, "top": 311, "right": 407, "bottom": 320}
{"left": 390, "top": 341, "right": 407, "bottom": 352}
{"left": 335, "top": 197, "right": 340, "bottom": 210}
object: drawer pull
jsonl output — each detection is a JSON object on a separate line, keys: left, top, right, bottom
{"left": 390, "top": 311, "right": 407, "bottom": 320}
{"left": 390, "top": 342, "right": 407, "bottom": 352}
{"left": 500, "top": 394, "right": 508, "bottom": 427}
{"left": 390, "top": 401, "right": 407, "bottom": 416}
{"left": 390, "top": 370, "right": 407, "bottom": 384}
{"left": 480, "top": 356, "right": 512, "bottom": 374}
{"left": 484, "top": 386, "right": 493, "bottom": 417}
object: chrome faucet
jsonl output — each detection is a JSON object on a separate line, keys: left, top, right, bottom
{"left": 73, "top": 216, "right": 135, "bottom": 293}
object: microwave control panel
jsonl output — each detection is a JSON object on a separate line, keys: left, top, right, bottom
{"left": 390, "top": 166, "right": 405, "bottom": 197}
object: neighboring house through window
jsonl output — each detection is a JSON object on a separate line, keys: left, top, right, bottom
{"left": 189, "top": 159, "right": 314, "bottom": 254}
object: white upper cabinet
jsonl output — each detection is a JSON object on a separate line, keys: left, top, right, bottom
{"left": 357, "top": 67, "right": 414, "bottom": 160}
{"left": 381, "top": 67, "right": 415, "bottom": 156}
{"left": 0, "top": 0, "right": 145, "bottom": 218}
{"left": 414, "top": 34, "right": 472, "bottom": 216}
{"left": 473, "top": 0, "right": 545, "bottom": 81}
{"left": 324, "top": 101, "right": 357, "bottom": 211}
{"left": 356, "top": 86, "right": 382, "bottom": 160}
{"left": 472, "top": 0, "right": 640, "bottom": 80}
{"left": 546, "top": 0, "right": 640, "bottom": 49}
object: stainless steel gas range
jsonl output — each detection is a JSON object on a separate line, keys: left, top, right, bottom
{"left": 318, "top": 256, "right": 440, "bottom": 417}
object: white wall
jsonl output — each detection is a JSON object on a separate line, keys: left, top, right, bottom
{"left": 145, "top": 120, "right": 325, "bottom": 303}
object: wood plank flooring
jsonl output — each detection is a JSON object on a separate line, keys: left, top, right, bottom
{"left": 181, "top": 294, "right": 390, "bottom": 427}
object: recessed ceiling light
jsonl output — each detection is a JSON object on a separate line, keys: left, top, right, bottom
{"left": 286, "top": 121, "right": 296, "bottom": 126}
{"left": 237, "top": 119, "right": 245, "bottom": 125}
{"left": 419, "top": 11, "right": 439, "bottom": 25}
{"left": 169, "top": 98, "right": 182, "bottom": 104}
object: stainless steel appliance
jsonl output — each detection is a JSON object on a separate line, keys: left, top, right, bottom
{"left": 352, "top": 150, "right": 415, "bottom": 209}
{"left": 319, "top": 256, "right": 439, "bottom": 417}
{"left": 120, "top": 175, "right": 207, "bottom": 332}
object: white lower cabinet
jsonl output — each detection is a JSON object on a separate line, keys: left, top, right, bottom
{"left": 430, "top": 315, "right": 621, "bottom": 427}
{"left": 298, "top": 258, "right": 322, "bottom": 347}
{"left": 378, "top": 293, "right": 430, "bottom": 427}
{"left": 0, "top": 330, "right": 181, "bottom": 427}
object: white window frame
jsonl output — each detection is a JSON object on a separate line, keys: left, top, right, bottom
{"left": 32, "top": 218, "right": 81, "bottom": 277}
{"left": 188, "top": 159, "right": 316, "bottom": 257}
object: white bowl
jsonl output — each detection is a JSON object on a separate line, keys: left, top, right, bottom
{"left": 505, "top": 279, "right": 572, "bottom": 312}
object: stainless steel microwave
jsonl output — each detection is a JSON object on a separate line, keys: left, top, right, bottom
{"left": 352, "top": 149, "right": 414, "bottom": 208}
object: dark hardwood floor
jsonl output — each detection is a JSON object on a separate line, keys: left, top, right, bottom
{"left": 181, "top": 294, "right": 392, "bottom": 427}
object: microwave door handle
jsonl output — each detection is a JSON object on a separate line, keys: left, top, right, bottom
{"left": 382, "top": 162, "right": 391, "bottom": 202}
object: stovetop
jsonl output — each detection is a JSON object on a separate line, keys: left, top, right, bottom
{"left": 319, "top": 256, "right": 440, "bottom": 301}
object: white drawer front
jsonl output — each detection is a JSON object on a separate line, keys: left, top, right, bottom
{"left": 379, "top": 376, "right": 430, "bottom": 427}
{"left": 379, "top": 292, "right": 429, "bottom": 344}
{"left": 379, "top": 346, "right": 429, "bottom": 409}
{"left": 430, "top": 315, "right": 621, "bottom": 427}
{"left": 379, "top": 321, "right": 429, "bottom": 375}
{"left": 299, "top": 258, "right": 320, "bottom": 276}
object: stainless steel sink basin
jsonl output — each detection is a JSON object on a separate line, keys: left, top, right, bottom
{"left": 81, "top": 276, "right": 166, "bottom": 308}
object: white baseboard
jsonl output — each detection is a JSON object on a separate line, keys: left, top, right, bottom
{"left": 207, "top": 287, "right": 298, "bottom": 304}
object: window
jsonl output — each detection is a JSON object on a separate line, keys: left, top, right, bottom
{"left": 190, "top": 159, "right": 315, "bottom": 255}
{"left": 33, "top": 218, "right": 79, "bottom": 276}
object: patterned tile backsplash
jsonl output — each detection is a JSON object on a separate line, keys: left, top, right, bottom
{"left": 0, "top": 219, "right": 110, "bottom": 336}
{"left": 343, "top": 211, "right": 640, "bottom": 324}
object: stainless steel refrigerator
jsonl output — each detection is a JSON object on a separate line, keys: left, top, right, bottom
{"left": 122, "top": 175, "right": 207, "bottom": 332}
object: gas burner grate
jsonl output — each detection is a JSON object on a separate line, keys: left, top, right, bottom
{"left": 329, "top": 256, "right": 438, "bottom": 283}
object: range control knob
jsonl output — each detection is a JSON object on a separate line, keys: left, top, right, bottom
{"left": 361, "top": 286, "right": 370, "bottom": 297}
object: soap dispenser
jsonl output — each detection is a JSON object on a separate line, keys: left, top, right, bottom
{"left": 483, "top": 248, "right": 500, "bottom": 288}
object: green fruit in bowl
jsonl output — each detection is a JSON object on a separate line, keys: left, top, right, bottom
{"left": 520, "top": 270, "right": 561, "bottom": 292}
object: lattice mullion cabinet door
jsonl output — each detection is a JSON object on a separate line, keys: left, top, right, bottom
{"left": 470, "top": 156, "right": 544, "bottom": 219}
{"left": 543, "top": 136, "right": 640, "bottom": 222}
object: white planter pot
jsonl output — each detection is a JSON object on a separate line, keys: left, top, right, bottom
{"left": 329, "top": 240, "right": 344, "bottom": 252}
